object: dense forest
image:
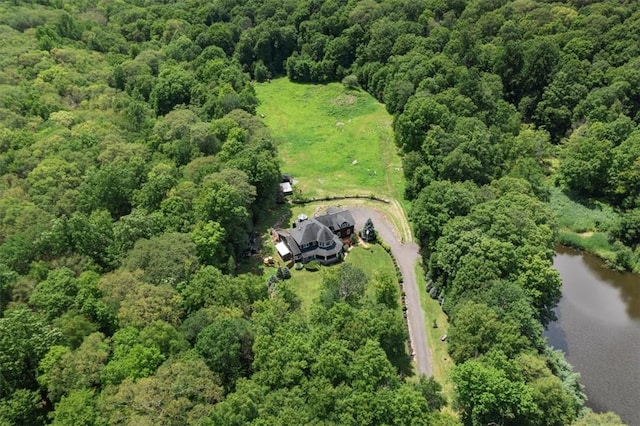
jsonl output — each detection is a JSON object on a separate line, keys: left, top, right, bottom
{"left": 0, "top": 0, "right": 637, "bottom": 424}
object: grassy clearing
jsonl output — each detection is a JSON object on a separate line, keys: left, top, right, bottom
{"left": 255, "top": 78, "right": 405, "bottom": 201}
{"left": 548, "top": 186, "right": 615, "bottom": 233}
{"left": 415, "top": 262, "right": 456, "bottom": 409}
{"left": 547, "top": 186, "right": 625, "bottom": 264}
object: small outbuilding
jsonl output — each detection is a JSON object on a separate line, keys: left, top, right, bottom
{"left": 275, "top": 241, "right": 292, "bottom": 261}
{"left": 279, "top": 182, "right": 293, "bottom": 196}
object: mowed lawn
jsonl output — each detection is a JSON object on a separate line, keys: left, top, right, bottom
{"left": 255, "top": 78, "right": 404, "bottom": 200}
{"left": 288, "top": 244, "right": 399, "bottom": 313}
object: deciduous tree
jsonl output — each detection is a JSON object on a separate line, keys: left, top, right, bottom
{"left": 0, "top": 309, "right": 62, "bottom": 397}
{"left": 196, "top": 317, "right": 254, "bottom": 391}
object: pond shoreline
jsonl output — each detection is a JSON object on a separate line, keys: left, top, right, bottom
{"left": 557, "top": 229, "right": 638, "bottom": 274}
{"left": 546, "top": 245, "right": 640, "bottom": 425}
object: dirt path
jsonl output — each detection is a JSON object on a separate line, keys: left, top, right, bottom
{"left": 349, "top": 206, "right": 432, "bottom": 377}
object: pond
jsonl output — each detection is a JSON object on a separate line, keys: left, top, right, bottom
{"left": 546, "top": 246, "right": 640, "bottom": 425}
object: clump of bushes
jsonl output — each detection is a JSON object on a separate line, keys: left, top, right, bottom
{"left": 305, "top": 260, "right": 321, "bottom": 271}
{"left": 342, "top": 74, "right": 359, "bottom": 90}
{"left": 267, "top": 274, "right": 279, "bottom": 292}
{"left": 277, "top": 265, "right": 291, "bottom": 280}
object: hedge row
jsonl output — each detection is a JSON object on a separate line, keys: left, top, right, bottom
{"left": 291, "top": 194, "right": 390, "bottom": 204}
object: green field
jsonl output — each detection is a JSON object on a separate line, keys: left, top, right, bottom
{"left": 255, "top": 78, "right": 404, "bottom": 200}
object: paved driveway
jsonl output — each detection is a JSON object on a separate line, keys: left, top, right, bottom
{"left": 349, "top": 206, "right": 432, "bottom": 377}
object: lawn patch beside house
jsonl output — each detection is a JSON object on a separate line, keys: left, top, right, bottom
{"left": 288, "top": 243, "right": 400, "bottom": 313}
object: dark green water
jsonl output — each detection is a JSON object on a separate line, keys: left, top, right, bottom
{"left": 546, "top": 246, "right": 640, "bottom": 425}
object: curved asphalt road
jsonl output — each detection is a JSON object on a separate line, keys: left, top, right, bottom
{"left": 349, "top": 206, "right": 432, "bottom": 377}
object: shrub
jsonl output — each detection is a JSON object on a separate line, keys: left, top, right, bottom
{"left": 267, "top": 275, "right": 279, "bottom": 292}
{"left": 305, "top": 260, "right": 321, "bottom": 271}
{"left": 279, "top": 266, "right": 291, "bottom": 280}
{"left": 268, "top": 275, "right": 279, "bottom": 285}
{"left": 295, "top": 262, "right": 304, "bottom": 270}
{"left": 612, "top": 241, "right": 634, "bottom": 271}
{"left": 342, "top": 74, "right": 359, "bottom": 90}
{"left": 253, "top": 61, "right": 270, "bottom": 82}
{"left": 611, "top": 208, "right": 640, "bottom": 247}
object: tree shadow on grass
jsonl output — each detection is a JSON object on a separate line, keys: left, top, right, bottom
{"left": 562, "top": 187, "right": 606, "bottom": 211}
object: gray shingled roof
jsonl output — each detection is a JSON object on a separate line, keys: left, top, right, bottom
{"left": 276, "top": 230, "right": 301, "bottom": 257}
{"left": 290, "top": 219, "right": 324, "bottom": 246}
{"left": 277, "top": 208, "right": 354, "bottom": 264}
{"left": 314, "top": 208, "right": 355, "bottom": 231}
{"left": 317, "top": 226, "right": 335, "bottom": 243}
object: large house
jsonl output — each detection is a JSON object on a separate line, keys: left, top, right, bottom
{"left": 275, "top": 207, "right": 355, "bottom": 265}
